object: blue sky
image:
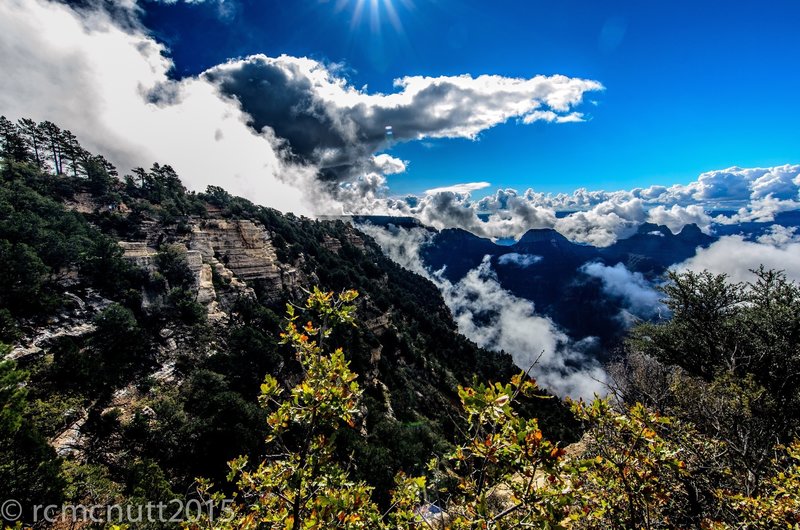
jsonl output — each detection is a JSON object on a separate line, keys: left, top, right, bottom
{"left": 141, "top": 0, "right": 800, "bottom": 197}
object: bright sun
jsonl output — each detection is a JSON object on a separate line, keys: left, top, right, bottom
{"left": 335, "top": 0, "right": 413, "bottom": 34}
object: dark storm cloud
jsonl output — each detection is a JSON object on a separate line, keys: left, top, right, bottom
{"left": 205, "top": 58, "right": 358, "bottom": 170}
{"left": 203, "top": 54, "right": 603, "bottom": 179}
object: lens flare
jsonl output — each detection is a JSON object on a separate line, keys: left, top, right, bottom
{"left": 334, "top": 0, "right": 412, "bottom": 34}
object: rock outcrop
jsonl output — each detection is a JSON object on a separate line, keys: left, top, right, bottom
{"left": 10, "top": 289, "right": 112, "bottom": 361}
{"left": 118, "top": 217, "right": 300, "bottom": 320}
{"left": 322, "top": 227, "right": 367, "bottom": 254}
{"left": 188, "top": 219, "right": 282, "bottom": 284}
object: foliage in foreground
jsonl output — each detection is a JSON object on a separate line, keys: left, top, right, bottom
{"left": 185, "top": 287, "right": 800, "bottom": 530}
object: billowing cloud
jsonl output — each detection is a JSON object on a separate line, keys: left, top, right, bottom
{"left": 756, "top": 225, "right": 800, "bottom": 246}
{"left": 369, "top": 154, "right": 407, "bottom": 175}
{"left": 360, "top": 224, "right": 608, "bottom": 399}
{"left": 646, "top": 204, "right": 713, "bottom": 234}
{"left": 425, "top": 182, "right": 491, "bottom": 195}
{"left": 0, "top": 0, "right": 312, "bottom": 213}
{"left": 554, "top": 199, "right": 646, "bottom": 246}
{"left": 714, "top": 195, "right": 800, "bottom": 225}
{"left": 347, "top": 165, "right": 800, "bottom": 246}
{"left": 675, "top": 226, "right": 800, "bottom": 283}
{"left": 694, "top": 165, "right": 800, "bottom": 202}
{"left": 497, "top": 253, "right": 543, "bottom": 267}
{"left": 580, "top": 262, "right": 664, "bottom": 321}
{"left": 622, "top": 165, "right": 800, "bottom": 210}
{"left": 204, "top": 54, "right": 603, "bottom": 177}
{"left": 748, "top": 166, "right": 800, "bottom": 200}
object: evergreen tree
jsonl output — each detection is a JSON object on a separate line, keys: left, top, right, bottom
{"left": 17, "top": 117, "right": 44, "bottom": 168}
{"left": 0, "top": 116, "right": 29, "bottom": 163}
{"left": 59, "top": 129, "right": 88, "bottom": 178}
{"left": 39, "top": 120, "right": 64, "bottom": 174}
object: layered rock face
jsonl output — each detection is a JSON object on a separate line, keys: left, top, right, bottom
{"left": 119, "top": 218, "right": 297, "bottom": 320}
{"left": 188, "top": 219, "right": 281, "bottom": 283}
{"left": 322, "top": 230, "right": 365, "bottom": 254}
{"left": 117, "top": 241, "right": 156, "bottom": 269}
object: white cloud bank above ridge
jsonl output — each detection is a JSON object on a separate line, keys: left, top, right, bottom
{"left": 343, "top": 164, "right": 800, "bottom": 247}
{"left": 359, "top": 224, "right": 608, "bottom": 399}
{"left": 675, "top": 225, "right": 800, "bottom": 283}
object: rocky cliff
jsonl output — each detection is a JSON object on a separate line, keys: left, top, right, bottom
{"left": 116, "top": 217, "right": 303, "bottom": 323}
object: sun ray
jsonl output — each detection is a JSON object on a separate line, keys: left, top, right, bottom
{"left": 350, "top": 0, "right": 366, "bottom": 30}
{"left": 369, "top": 0, "right": 381, "bottom": 34}
{"left": 383, "top": 0, "right": 404, "bottom": 34}
{"left": 342, "top": 0, "right": 408, "bottom": 35}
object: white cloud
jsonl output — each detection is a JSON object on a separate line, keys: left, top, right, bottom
{"left": 522, "top": 110, "right": 586, "bottom": 124}
{"left": 424, "top": 182, "right": 491, "bottom": 195}
{"left": 441, "top": 257, "right": 607, "bottom": 399}
{"left": 497, "top": 253, "right": 543, "bottom": 267}
{"left": 675, "top": 233, "right": 800, "bottom": 283}
{"left": 554, "top": 199, "right": 646, "bottom": 247}
{"left": 580, "top": 262, "right": 664, "bottom": 320}
{"left": 0, "top": 0, "right": 311, "bottom": 214}
{"left": 370, "top": 154, "right": 407, "bottom": 175}
{"left": 756, "top": 225, "right": 800, "bottom": 246}
{"left": 349, "top": 165, "right": 800, "bottom": 246}
{"left": 749, "top": 165, "right": 800, "bottom": 200}
{"left": 714, "top": 195, "right": 800, "bottom": 225}
{"left": 638, "top": 165, "right": 800, "bottom": 206}
{"left": 690, "top": 167, "right": 760, "bottom": 202}
{"left": 646, "top": 204, "right": 713, "bottom": 234}
{"left": 202, "top": 54, "right": 603, "bottom": 180}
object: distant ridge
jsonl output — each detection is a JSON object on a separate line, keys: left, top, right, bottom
{"left": 418, "top": 222, "right": 717, "bottom": 348}
{"left": 516, "top": 228, "right": 579, "bottom": 246}
{"left": 319, "top": 215, "right": 425, "bottom": 229}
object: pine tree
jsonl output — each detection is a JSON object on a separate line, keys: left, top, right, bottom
{"left": 0, "top": 116, "right": 29, "bottom": 163}
{"left": 59, "top": 129, "right": 88, "bottom": 178}
{"left": 16, "top": 118, "right": 45, "bottom": 168}
{"left": 39, "top": 120, "right": 64, "bottom": 175}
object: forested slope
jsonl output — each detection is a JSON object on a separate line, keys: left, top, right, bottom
{"left": 0, "top": 117, "right": 573, "bottom": 522}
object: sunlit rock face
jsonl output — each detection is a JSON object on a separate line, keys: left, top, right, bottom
{"left": 189, "top": 219, "right": 281, "bottom": 282}
{"left": 117, "top": 217, "right": 305, "bottom": 321}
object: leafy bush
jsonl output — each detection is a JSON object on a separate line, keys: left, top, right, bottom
{"left": 0, "top": 344, "right": 65, "bottom": 524}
